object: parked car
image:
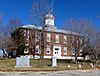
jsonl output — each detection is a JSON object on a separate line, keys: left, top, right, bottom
{"left": 8, "top": 50, "right": 16, "bottom": 58}
{"left": 0, "top": 49, "right": 8, "bottom": 57}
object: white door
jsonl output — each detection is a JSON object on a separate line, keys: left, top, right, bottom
{"left": 53, "top": 46, "right": 61, "bottom": 58}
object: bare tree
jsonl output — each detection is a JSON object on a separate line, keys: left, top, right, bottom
{"left": 66, "top": 18, "right": 85, "bottom": 63}
{"left": 0, "top": 18, "right": 23, "bottom": 58}
{"left": 65, "top": 18, "right": 97, "bottom": 63}
{"left": 30, "top": 0, "right": 54, "bottom": 58}
{"left": 94, "top": 32, "right": 100, "bottom": 63}
{"left": 7, "top": 18, "right": 23, "bottom": 50}
{"left": 0, "top": 13, "right": 8, "bottom": 58}
{"left": 7, "top": 18, "right": 23, "bottom": 33}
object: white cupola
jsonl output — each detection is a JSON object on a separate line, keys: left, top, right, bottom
{"left": 45, "top": 13, "right": 54, "bottom": 29}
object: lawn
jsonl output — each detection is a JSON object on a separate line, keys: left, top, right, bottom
{"left": 0, "top": 58, "right": 92, "bottom": 71}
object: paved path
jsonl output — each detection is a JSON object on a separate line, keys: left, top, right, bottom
{"left": 0, "top": 70, "right": 100, "bottom": 76}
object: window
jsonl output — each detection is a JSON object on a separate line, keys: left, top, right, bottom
{"left": 64, "top": 47, "right": 67, "bottom": 55}
{"left": 26, "top": 30, "right": 29, "bottom": 40}
{"left": 24, "top": 30, "right": 26, "bottom": 37}
{"left": 72, "top": 47, "right": 75, "bottom": 55}
{"left": 55, "top": 35, "right": 59, "bottom": 43}
{"left": 47, "top": 45, "right": 50, "bottom": 54}
{"left": 47, "top": 33, "right": 51, "bottom": 42}
{"left": 80, "top": 38, "right": 83, "bottom": 44}
{"left": 25, "top": 43, "right": 29, "bottom": 46}
{"left": 35, "top": 32, "right": 39, "bottom": 41}
{"left": 24, "top": 48, "right": 29, "bottom": 54}
{"left": 80, "top": 49, "right": 82, "bottom": 52}
{"left": 35, "top": 45, "right": 39, "bottom": 54}
{"left": 64, "top": 35, "right": 67, "bottom": 44}
{"left": 55, "top": 48, "right": 59, "bottom": 50}
{"left": 79, "top": 49, "right": 82, "bottom": 55}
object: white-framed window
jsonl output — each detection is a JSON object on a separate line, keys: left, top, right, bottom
{"left": 35, "top": 31, "right": 39, "bottom": 41}
{"left": 35, "top": 45, "right": 39, "bottom": 54}
{"left": 24, "top": 30, "right": 26, "bottom": 37}
{"left": 55, "top": 35, "right": 59, "bottom": 43}
{"left": 26, "top": 30, "right": 29, "bottom": 40}
{"left": 47, "top": 45, "right": 50, "bottom": 54}
{"left": 47, "top": 33, "right": 51, "bottom": 42}
{"left": 80, "top": 38, "right": 83, "bottom": 44}
{"left": 24, "top": 48, "right": 29, "bottom": 54}
{"left": 79, "top": 49, "right": 82, "bottom": 55}
{"left": 25, "top": 43, "right": 29, "bottom": 46}
{"left": 64, "top": 35, "right": 67, "bottom": 44}
{"left": 72, "top": 47, "right": 75, "bottom": 55}
{"left": 64, "top": 47, "right": 67, "bottom": 55}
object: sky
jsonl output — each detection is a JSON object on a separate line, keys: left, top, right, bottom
{"left": 0, "top": 0, "right": 100, "bottom": 29}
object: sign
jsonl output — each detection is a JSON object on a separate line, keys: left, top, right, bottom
{"left": 15, "top": 56, "right": 30, "bottom": 67}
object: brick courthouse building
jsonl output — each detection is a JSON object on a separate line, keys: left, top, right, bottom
{"left": 11, "top": 14, "right": 83, "bottom": 59}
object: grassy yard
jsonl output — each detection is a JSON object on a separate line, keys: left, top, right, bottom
{"left": 0, "top": 58, "right": 92, "bottom": 71}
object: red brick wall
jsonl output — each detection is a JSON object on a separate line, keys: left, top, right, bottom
{"left": 12, "top": 28, "right": 81, "bottom": 57}
{"left": 43, "top": 32, "right": 72, "bottom": 57}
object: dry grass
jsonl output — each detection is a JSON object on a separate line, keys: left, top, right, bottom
{"left": 0, "top": 58, "right": 15, "bottom": 68}
{"left": 0, "top": 58, "right": 92, "bottom": 71}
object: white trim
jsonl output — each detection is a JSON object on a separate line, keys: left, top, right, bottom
{"left": 43, "top": 56, "right": 83, "bottom": 60}
{"left": 80, "top": 38, "right": 83, "bottom": 44}
{"left": 47, "top": 33, "right": 51, "bottom": 42}
{"left": 47, "top": 45, "right": 51, "bottom": 54}
{"left": 80, "top": 49, "right": 82, "bottom": 52}
{"left": 35, "top": 45, "right": 39, "bottom": 54}
{"left": 55, "top": 35, "right": 59, "bottom": 43}
{"left": 25, "top": 43, "right": 29, "bottom": 46}
{"left": 24, "top": 30, "right": 26, "bottom": 36}
{"left": 34, "top": 55, "right": 40, "bottom": 59}
{"left": 53, "top": 45, "right": 61, "bottom": 58}
{"left": 34, "top": 55, "right": 84, "bottom": 60}
{"left": 72, "top": 47, "right": 75, "bottom": 55}
{"left": 61, "top": 56, "right": 84, "bottom": 60}
{"left": 26, "top": 30, "right": 29, "bottom": 40}
{"left": 43, "top": 56, "right": 52, "bottom": 59}
{"left": 21, "top": 25, "right": 84, "bottom": 36}
{"left": 64, "top": 47, "right": 67, "bottom": 55}
{"left": 25, "top": 55, "right": 33, "bottom": 58}
{"left": 63, "top": 35, "right": 67, "bottom": 44}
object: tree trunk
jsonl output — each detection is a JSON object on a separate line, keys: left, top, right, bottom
{"left": 41, "top": 28, "right": 44, "bottom": 59}
{"left": 75, "top": 53, "right": 77, "bottom": 63}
